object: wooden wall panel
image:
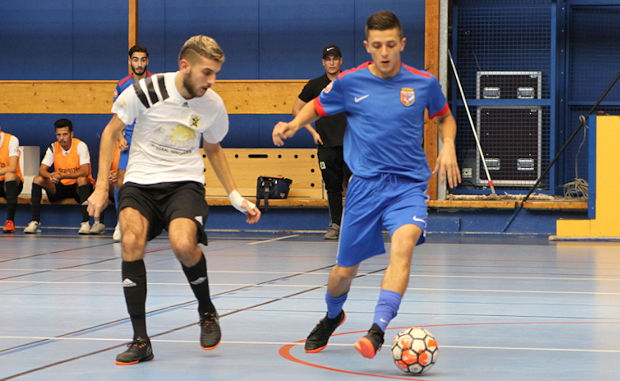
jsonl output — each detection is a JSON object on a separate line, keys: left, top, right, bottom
{"left": 425, "top": 0, "right": 440, "bottom": 199}
{"left": 0, "top": 80, "right": 305, "bottom": 115}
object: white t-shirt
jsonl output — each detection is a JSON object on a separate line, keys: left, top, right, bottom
{"left": 112, "top": 72, "right": 229, "bottom": 185}
{"left": 0, "top": 133, "right": 20, "bottom": 157}
{"left": 41, "top": 140, "right": 90, "bottom": 167}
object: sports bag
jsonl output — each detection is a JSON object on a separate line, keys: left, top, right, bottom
{"left": 256, "top": 176, "right": 292, "bottom": 211}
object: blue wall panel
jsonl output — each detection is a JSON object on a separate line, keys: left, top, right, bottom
{"left": 137, "top": 0, "right": 425, "bottom": 79}
{"left": 0, "top": 1, "right": 127, "bottom": 80}
{"left": 140, "top": 0, "right": 261, "bottom": 78}
{"left": 138, "top": 0, "right": 167, "bottom": 74}
{"left": 72, "top": 1, "right": 128, "bottom": 79}
{"left": 257, "top": 0, "right": 356, "bottom": 79}
{"left": 1, "top": 0, "right": 426, "bottom": 177}
{"left": 0, "top": 1, "right": 74, "bottom": 79}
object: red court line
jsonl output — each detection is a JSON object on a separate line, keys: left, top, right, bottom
{"left": 279, "top": 321, "right": 620, "bottom": 379}
{"left": 279, "top": 341, "right": 425, "bottom": 381}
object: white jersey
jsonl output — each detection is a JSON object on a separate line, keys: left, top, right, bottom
{"left": 112, "top": 71, "right": 229, "bottom": 185}
{"left": 0, "top": 133, "right": 20, "bottom": 157}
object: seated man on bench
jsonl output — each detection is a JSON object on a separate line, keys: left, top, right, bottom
{"left": 0, "top": 124, "right": 23, "bottom": 233}
{"left": 24, "top": 118, "right": 103, "bottom": 234}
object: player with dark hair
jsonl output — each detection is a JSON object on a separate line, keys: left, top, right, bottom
{"left": 111, "top": 44, "right": 153, "bottom": 240}
{"left": 88, "top": 35, "right": 261, "bottom": 365}
{"left": 24, "top": 118, "right": 100, "bottom": 234}
{"left": 0, "top": 124, "right": 23, "bottom": 233}
{"left": 273, "top": 10, "right": 460, "bottom": 359}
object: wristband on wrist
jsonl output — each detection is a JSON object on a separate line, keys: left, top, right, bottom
{"left": 229, "top": 190, "right": 256, "bottom": 213}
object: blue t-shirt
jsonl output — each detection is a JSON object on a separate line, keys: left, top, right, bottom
{"left": 315, "top": 62, "right": 448, "bottom": 182}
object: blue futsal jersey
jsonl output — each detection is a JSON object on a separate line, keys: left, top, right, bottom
{"left": 314, "top": 62, "right": 448, "bottom": 182}
{"left": 114, "top": 71, "right": 153, "bottom": 101}
{"left": 114, "top": 72, "right": 153, "bottom": 138}
{"left": 114, "top": 71, "right": 152, "bottom": 169}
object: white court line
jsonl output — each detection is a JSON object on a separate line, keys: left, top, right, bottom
{"left": 1, "top": 335, "right": 620, "bottom": 353}
{"left": 247, "top": 234, "right": 300, "bottom": 245}
{"left": 3, "top": 268, "right": 620, "bottom": 283}
{"left": 2, "top": 280, "right": 620, "bottom": 296}
{"left": 0, "top": 268, "right": 305, "bottom": 274}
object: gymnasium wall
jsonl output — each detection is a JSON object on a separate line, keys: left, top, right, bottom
{"left": 452, "top": 0, "right": 620, "bottom": 195}
{"left": 0, "top": 0, "right": 426, "bottom": 176}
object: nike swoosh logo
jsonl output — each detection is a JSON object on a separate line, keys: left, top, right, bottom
{"left": 412, "top": 216, "right": 425, "bottom": 223}
{"left": 354, "top": 94, "right": 369, "bottom": 103}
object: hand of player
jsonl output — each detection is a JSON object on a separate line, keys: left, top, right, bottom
{"left": 242, "top": 199, "right": 261, "bottom": 224}
{"left": 433, "top": 142, "right": 461, "bottom": 189}
{"left": 86, "top": 187, "right": 109, "bottom": 220}
{"left": 272, "top": 122, "right": 297, "bottom": 146}
{"left": 119, "top": 137, "right": 129, "bottom": 151}
{"left": 50, "top": 172, "right": 61, "bottom": 183}
{"left": 311, "top": 130, "right": 324, "bottom": 145}
{"left": 108, "top": 169, "right": 118, "bottom": 182}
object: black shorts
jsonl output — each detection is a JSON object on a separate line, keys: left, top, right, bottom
{"left": 119, "top": 181, "right": 209, "bottom": 243}
{"left": 47, "top": 182, "right": 89, "bottom": 202}
{"left": 0, "top": 180, "right": 24, "bottom": 198}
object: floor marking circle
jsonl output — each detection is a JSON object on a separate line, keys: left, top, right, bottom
{"left": 278, "top": 321, "right": 620, "bottom": 379}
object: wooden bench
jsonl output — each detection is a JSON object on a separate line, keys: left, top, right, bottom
{"left": 202, "top": 148, "right": 327, "bottom": 207}
{"left": 0, "top": 148, "right": 325, "bottom": 208}
{"left": 2, "top": 146, "right": 588, "bottom": 211}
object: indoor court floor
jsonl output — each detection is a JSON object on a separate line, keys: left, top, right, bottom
{"left": 1, "top": 231, "right": 620, "bottom": 380}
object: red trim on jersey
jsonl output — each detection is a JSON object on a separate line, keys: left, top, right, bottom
{"left": 338, "top": 62, "right": 372, "bottom": 79}
{"left": 117, "top": 71, "right": 152, "bottom": 86}
{"left": 313, "top": 97, "right": 328, "bottom": 117}
{"left": 403, "top": 64, "right": 432, "bottom": 78}
{"left": 117, "top": 74, "right": 133, "bottom": 86}
{"left": 430, "top": 103, "right": 450, "bottom": 120}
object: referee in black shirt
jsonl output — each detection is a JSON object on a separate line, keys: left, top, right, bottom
{"left": 292, "top": 45, "right": 351, "bottom": 240}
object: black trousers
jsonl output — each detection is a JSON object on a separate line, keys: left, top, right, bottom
{"left": 317, "top": 145, "right": 351, "bottom": 225}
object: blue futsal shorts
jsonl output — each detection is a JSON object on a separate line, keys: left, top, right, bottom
{"left": 336, "top": 174, "right": 429, "bottom": 267}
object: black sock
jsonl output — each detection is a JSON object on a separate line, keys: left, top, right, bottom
{"left": 30, "top": 183, "right": 42, "bottom": 222}
{"left": 182, "top": 254, "right": 215, "bottom": 315}
{"left": 327, "top": 191, "right": 343, "bottom": 225}
{"left": 121, "top": 259, "right": 148, "bottom": 339}
{"left": 77, "top": 185, "right": 92, "bottom": 222}
{"left": 4, "top": 181, "right": 18, "bottom": 221}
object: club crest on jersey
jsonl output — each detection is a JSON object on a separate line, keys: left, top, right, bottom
{"left": 190, "top": 115, "right": 200, "bottom": 128}
{"left": 323, "top": 81, "right": 333, "bottom": 94}
{"left": 400, "top": 87, "right": 415, "bottom": 106}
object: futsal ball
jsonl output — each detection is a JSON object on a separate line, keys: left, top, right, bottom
{"left": 391, "top": 327, "right": 438, "bottom": 374}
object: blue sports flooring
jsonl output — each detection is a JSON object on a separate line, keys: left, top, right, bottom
{"left": 1, "top": 232, "right": 620, "bottom": 380}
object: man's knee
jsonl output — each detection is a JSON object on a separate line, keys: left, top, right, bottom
{"left": 119, "top": 209, "right": 148, "bottom": 260}
{"left": 121, "top": 227, "right": 147, "bottom": 260}
{"left": 169, "top": 224, "right": 198, "bottom": 255}
{"left": 389, "top": 225, "right": 421, "bottom": 265}
{"left": 332, "top": 264, "right": 358, "bottom": 280}
{"left": 168, "top": 219, "right": 201, "bottom": 264}
{"left": 32, "top": 176, "right": 45, "bottom": 186}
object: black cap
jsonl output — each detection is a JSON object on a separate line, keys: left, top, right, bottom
{"left": 322, "top": 45, "right": 342, "bottom": 59}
